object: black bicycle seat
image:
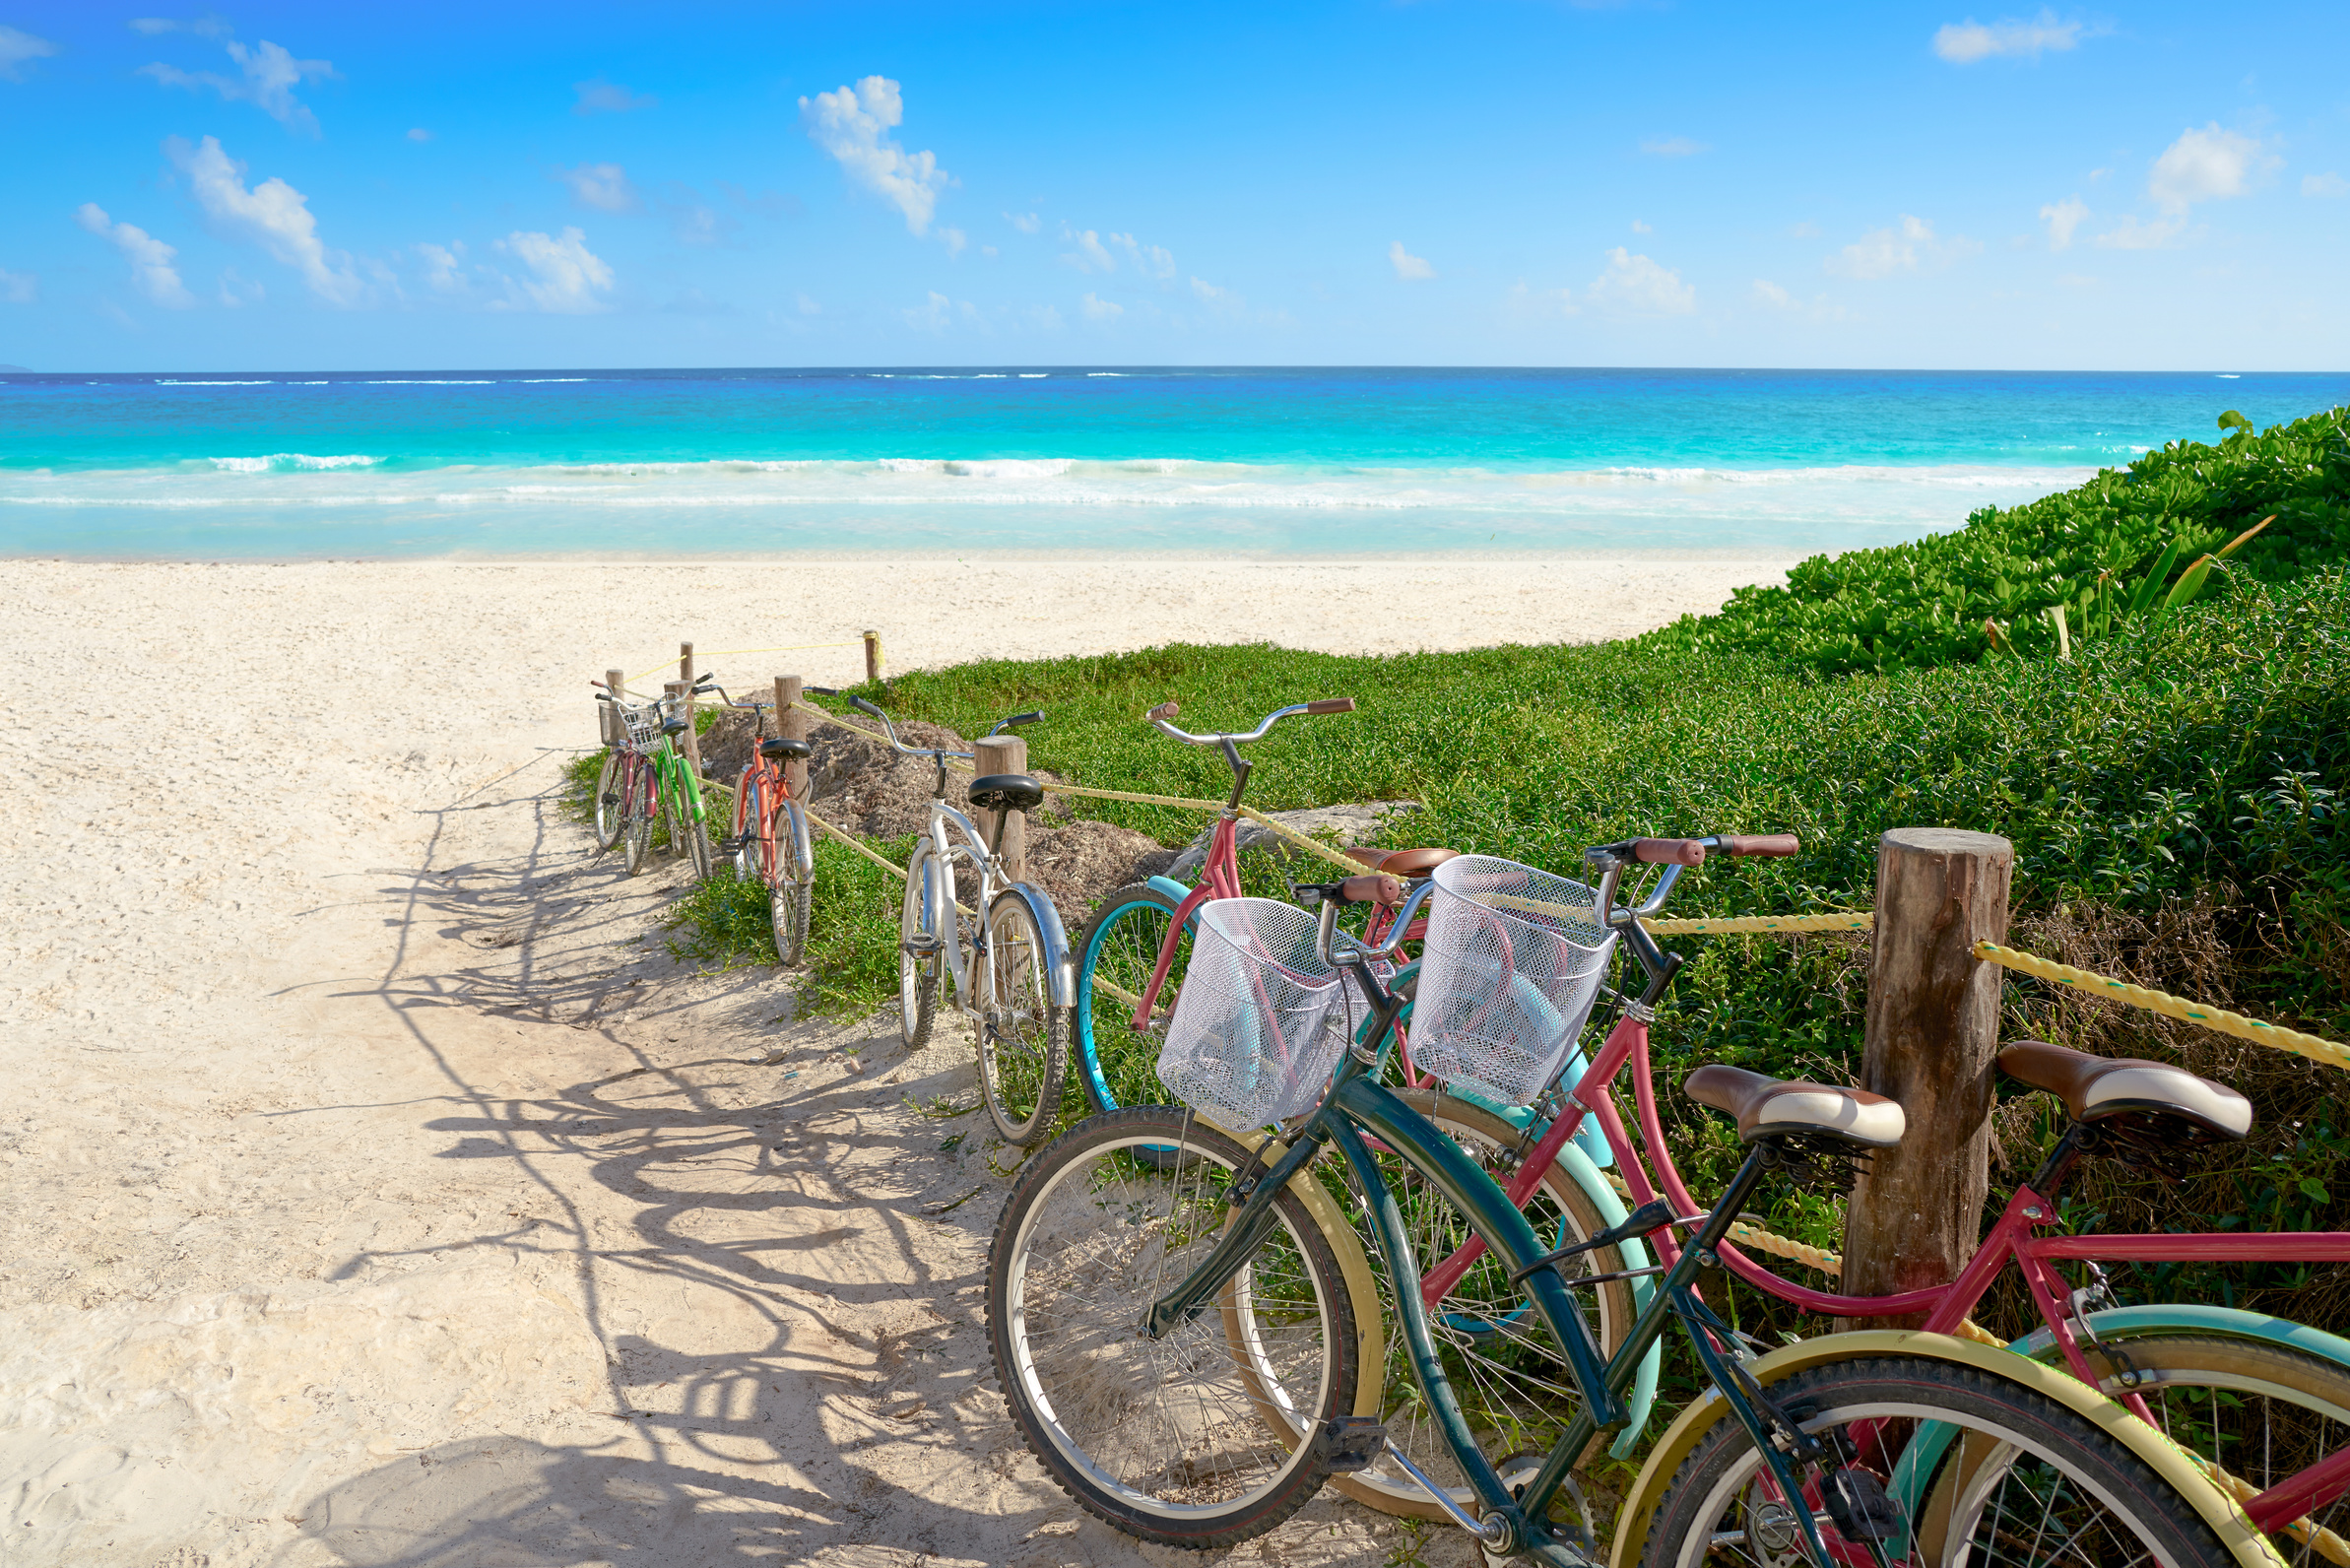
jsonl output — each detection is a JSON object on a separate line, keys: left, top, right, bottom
{"left": 967, "top": 773, "right": 1045, "bottom": 815}
{"left": 760, "top": 738, "right": 813, "bottom": 761}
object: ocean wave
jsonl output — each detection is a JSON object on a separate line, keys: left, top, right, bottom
{"left": 158, "top": 379, "right": 275, "bottom": 385}
{"left": 207, "top": 453, "right": 386, "bottom": 473}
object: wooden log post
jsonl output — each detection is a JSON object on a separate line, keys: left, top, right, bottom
{"left": 970, "top": 733, "right": 1028, "bottom": 883}
{"left": 679, "top": 641, "right": 703, "bottom": 776}
{"left": 775, "top": 675, "right": 810, "bottom": 801}
{"left": 604, "top": 666, "right": 625, "bottom": 746}
{"left": 863, "top": 629, "right": 882, "bottom": 687}
{"left": 1841, "top": 827, "right": 2014, "bottom": 1329}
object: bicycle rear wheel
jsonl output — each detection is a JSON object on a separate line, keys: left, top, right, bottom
{"left": 897, "top": 841, "right": 944, "bottom": 1048}
{"left": 620, "top": 756, "right": 654, "bottom": 876}
{"left": 977, "top": 892, "right": 1070, "bottom": 1144}
{"left": 1638, "top": 1353, "right": 2240, "bottom": 1568}
{"left": 732, "top": 773, "right": 767, "bottom": 880}
{"left": 673, "top": 779, "right": 714, "bottom": 880}
{"left": 1073, "top": 882, "right": 1193, "bottom": 1114}
{"left": 591, "top": 751, "right": 624, "bottom": 852}
{"left": 986, "top": 1106, "right": 1360, "bottom": 1549}
{"left": 769, "top": 801, "right": 812, "bottom": 967}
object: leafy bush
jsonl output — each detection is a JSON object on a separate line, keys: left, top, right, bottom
{"left": 1646, "top": 405, "right": 2350, "bottom": 675}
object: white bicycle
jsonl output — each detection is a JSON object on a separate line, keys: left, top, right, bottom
{"left": 844, "top": 695, "right": 1077, "bottom": 1145}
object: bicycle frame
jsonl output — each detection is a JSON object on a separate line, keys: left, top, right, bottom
{"left": 1142, "top": 974, "right": 1832, "bottom": 1567}
{"left": 1426, "top": 1004, "right": 2350, "bottom": 1537}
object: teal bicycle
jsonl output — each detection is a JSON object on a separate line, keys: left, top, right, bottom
{"left": 983, "top": 872, "right": 2271, "bottom": 1568}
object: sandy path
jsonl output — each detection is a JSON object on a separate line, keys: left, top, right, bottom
{"left": 0, "top": 556, "right": 1787, "bottom": 1568}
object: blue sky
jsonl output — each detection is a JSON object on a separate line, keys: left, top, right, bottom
{"left": 2, "top": 1, "right": 2345, "bottom": 371}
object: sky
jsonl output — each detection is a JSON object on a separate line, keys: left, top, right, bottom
{"left": 1, "top": 1, "right": 2345, "bottom": 372}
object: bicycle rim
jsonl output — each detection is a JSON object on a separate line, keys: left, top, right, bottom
{"left": 978, "top": 894, "right": 1069, "bottom": 1144}
{"left": 1643, "top": 1354, "right": 2236, "bottom": 1568}
{"left": 898, "top": 843, "right": 942, "bottom": 1048}
{"left": 1074, "top": 885, "right": 1190, "bottom": 1114}
{"left": 620, "top": 758, "right": 653, "bottom": 875}
{"left": 986, "top": 1107, "right": 1356, "bottom": 1547}
{"left": 592, "top": 751, "right": 622, "bottom": 851}
{"left": 733, "top": 775, "right": 764, "bottom": 880}
{"left": 770, "top": 804, "right": 812, "bottom": 968}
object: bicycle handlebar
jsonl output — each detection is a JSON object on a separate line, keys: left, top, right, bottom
{"left": 846, "top": 694, "right": 977, "bottom": 762}
{"left": 1142, "top": 696, "right": 1356, "bottom": 749}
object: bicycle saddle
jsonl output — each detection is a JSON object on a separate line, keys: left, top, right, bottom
{"left": 1998, "top": 1039, "right": 2252, "bottom": 1142}
{"left": 661, "top": 716, "right": 689, "bottom": 736}
{"left": 967, "top": 773, "right": 1045, "bottom": 814}
{"left": 1682, "top": 1065, "right": 1906, "bottom": 1149}
{"left": 760, "top": 738, "right": 813, "bottom": 761}
{"left": 1343, "top": 846, "right": 1460, "bottom": 880}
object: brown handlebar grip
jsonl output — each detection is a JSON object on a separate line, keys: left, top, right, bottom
{"left": 1719, "top": 834, "right": 1801, "bottom": 858}
{"left": 1144, "top": 700, "right": 1180, "bottom": 722}
{"left": 1338, "top": 873, "right": 1404, "bottom": 906}
{"left": 1632, "top": 838, "right": 1708, "bottom": 867}
{"left": 1305, "top": 698, "right": 1356, "bottom": 715}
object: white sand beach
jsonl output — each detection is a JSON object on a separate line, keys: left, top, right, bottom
{"left": 0, "top": 555, "right": 1790, "bottom": 1568}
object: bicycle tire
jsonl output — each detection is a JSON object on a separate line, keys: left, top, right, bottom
{"left": 986, "top": 1106, "right": 1360, "bottom": 1549}
{"left": 1073, "top": 882, "right": 1192, "bottom": 1114}
{"left": 976, "top": 892, "right": 1070, "bottom": 1145}
{"left": 620, "top": 755, "right": 654, "bottom": 876}
{"left": 897, "top": 840, "right": 943, "bottom": 1049}
{"left": 591, "top": 750, "right": 623, "bottom": 852}
{"left": 675, "top": 776, "right": 714, "bottom": 881}
{"left": 732, "top": 773, "right": 766, "bottom": 881}
{"left": 770, "top": 801, "right": 812, "bottom": 968}
{"left": 1638, "top": 1352, "right": 2240, "bottom": 1568}
{"left": 1310, "top": 1089, "right": 1640, "bottom": 1522}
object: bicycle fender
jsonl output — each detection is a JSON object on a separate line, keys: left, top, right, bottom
{"left": 1540, "top": 1134, "right": 1662, "bottom": 1459}
{"left": 779, "top": 800, "right": 815, "bottom": 886}
{"left": 990, "top": 883, "right": 1077, "bottom": 1009}
{"left": 1606, "top": 1330, "right": 2290, "bottom": 1568}
{"left": 2009, "top": 1303, "right": 2350, "bottom": 1378}
{"left": 1144, "top": 875, "right": 1194, "bottom": 911}
{"left": 1201, "top": 1116, "right": 1387, "bottom": 1450}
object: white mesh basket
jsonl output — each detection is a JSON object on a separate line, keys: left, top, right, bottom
{"left": 1410, "top": 855, "right": 1618, "bottom": 1105}
{"left": 1156, "top": 898, "right": 1353, "bottom": 1129}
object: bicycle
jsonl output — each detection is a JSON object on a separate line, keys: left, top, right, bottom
{"left": 706, "top": 683, "right": 821, "bottom": 966}
{"left": 841, "top": 694, "right": 1077, "bottom": 1146}
{"left": 1378, "top": 835, "right": 2350, "bottom": 1561}
{"left": 983, "top": 874, "right": 2272, "bottom": 1568}
{"left": 597, "top": 677, "right": 718, "bottom": 880}
{"left": 1071, "top": 696, "right": 1366, "bottom": 1117}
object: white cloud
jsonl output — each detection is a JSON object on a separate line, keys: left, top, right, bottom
{"left": 1639, "top": 136, "right": 1708, "bottom": 157}
{"left": 800, "top": 76, "right": 951, "bottom": 236}
{"left": 1060, "top": 226, "right": 1116, "bottom": 273}
{"left": 1932, "top": 11, "right": 2084, "bottom": 63}
{"left": 942, "top": 227, "right": 967, "bottom": 258}
{"left": 1191, "top": 276, "right": 1232, "bottom": 305}
{"left": 2039, "top": 195, "right": 2088, "bottom": 249}
{"left": 141, "top": 39, "right": 335, "bottom": 135}
{"left": 2094, "top": 213, "right": 2187, "bottom": 249}
{"left": 1827, "top": 214, "right": 1975, "bottom": 278}
{"left": 1108, "top": 231, "right": 1174, "bottom": 279}
{"left": 407, "top": 127, "right": 430, "bottom": 143}
{"left": 1004, "top": 211, "right": 1040, "bottom": 233}
{"left": 1504, "top": 282, "right": 1577, "bottom": 320}
{"left": 130, "top": 17, "right": 233, "bottom": 38}
{"left": 1390, "top": 240, "right": 1436, "bottom": 281}
{"left": 216, "top": 267, "right": 263, "bottom": 306}
{"left": 1752, "top": 279, "right": 1793, "bottom": 308}
{"left": 74, "top": 203, "right": 194, "bottom": 307}
{"left": 0, "top": 23, "right": 57, "bottom": 81}
{"left": 2306, "top": 172, "right": 2350, "bottom": 199}
{"left": 1080, "top": 291, "right": 1122, "bottom": 322}
{"left": 1630, "top": 219, "right": 1652, "bottom": 234}
{"left": 558, "top": 162, "right": 638, "bottom": 214}
{"left": 796, "top": 293, "right": 820, "bottom": 315}
{"left": 902, "top": 291, "right": 951, "bottom": 330}
{"left": 415, "top": 241, "right": 467, "bottom": 293}
{"left": 980, "top": 244, "right": 998, "bottom": 258}
{"left": 168, "top": 135, "right": 362, "bottom": 304}
{"left": 494, "top": 227, "right": 614, "bottom": 313}
{"left": 2149, "top": 124, "right": 2265, "bottom": 213}
{"left": 0, "top": 268, "right": 33, "bottom": 303}
{"left": 574, "top": 78, "right": 655, "bottom": 115}
{"left": 1588, "top": 247, "right": 1694, "bottom": 314}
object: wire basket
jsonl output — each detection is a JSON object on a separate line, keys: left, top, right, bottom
{"left": 619, "top": 703, "right": 662, "bottom": 750}
{"left": 1409, "top": 855, "right": 1618, "bottom": 1106}
{"left": 1156, "top": 898, "right": 1354, "bottom": 1129}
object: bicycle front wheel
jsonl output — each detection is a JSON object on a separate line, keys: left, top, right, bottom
{"left": 986, "top": 1106, "right": 1360, "bottom": 1549}
{"left": 675, "top": 779, "right": 714, "bottom": 880}
{"left": 897, "top": 841, "right": 944, "bottom": 1048}
{"left": 769, "top": 801, "right": 812, "bottom": 968}
{"left": 620, "top": 756, "right": 654, "bottom": 876}
{"left": 977, "top": 892, "right": 1070, "bottom": 1144}
{"left": 732, "top": 773, "right": 766, "bottom": 880}
{"left": 591, "top": 750, "right": 623, "bottom": 851}
{"left": 1074, "top": 882, "right": 1193, "bottom": 1114}
{"left": 1639, "top": 1353, "right": 2239, "bottom": 1568}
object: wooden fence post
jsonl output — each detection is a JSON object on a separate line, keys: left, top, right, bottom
{"left": 1841, "top": 827, "right": 2014, "bottom": 1329}
{"left": 864, "top": 629, "right": 882, "bottom": 687}
{"left": 603, "top": 666, "right": 624, "bottom": 745}
{"left": 776, "top": 675, "right": 810, "bottom": 801}
{"left": 971, "top": 733, "right": 1028, "bottom": 883}
{"left": 678, "top": 641, "right": 702, "bottom": 776}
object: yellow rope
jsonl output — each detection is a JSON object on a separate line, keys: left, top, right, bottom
{"left": 1975, "top": 940, "right": 2350, "bottom": 1073}
{"left": 626, "top": 640, "right": 863, "bottom": 686}
{"left": 802, "top": 805, "right": 908, "bottom": 882}
{"left": 1601, "top": 1170, "right": 1844, "bottom": 1275}
{"left": 1641, "top": 913, "right": 1875, "bottom": 936}
{"left": 2183, "top": 1448, "right": 2350, "bottom": 1565}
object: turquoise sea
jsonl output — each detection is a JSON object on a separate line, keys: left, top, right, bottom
{"left": 3, "top": 367, "right": 2343, "bottom": 559}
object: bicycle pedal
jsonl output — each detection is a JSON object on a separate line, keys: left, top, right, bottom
{"left": 1311, "top": 1416, "right": 1388, "bottom": 1472}
{"left": 901, "top": 936, "right": 944, "bottom": 956}
{"left": 1821, "top": 1468, "right": 1899, "bottom": 1541}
